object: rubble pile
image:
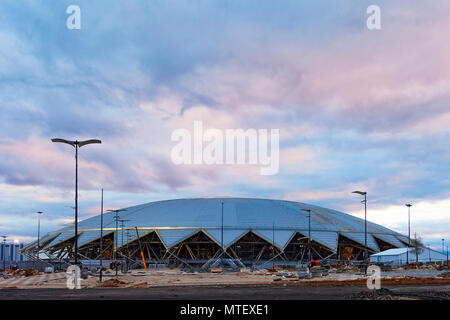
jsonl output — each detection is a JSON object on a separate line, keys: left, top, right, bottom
{"left": 347, "top": 288, "right": 450, "bottom": 300}
{"left": 97, "top": 278, "right": 127, "bottom": 288}
{"left": 2, "top": 269, "right": 37, "bottom": 277}
{"left": 348, "top": 288, "right": 403, "bottom": 300}
{"left": 438, "top": 271, "right": 450, "bottom": 278}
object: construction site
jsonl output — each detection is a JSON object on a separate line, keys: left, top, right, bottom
{"left": 0, "top": 197, "right": 447, "bottom": 299}
{"left": 19, "top": 198, "right": 420, "bottom": 268}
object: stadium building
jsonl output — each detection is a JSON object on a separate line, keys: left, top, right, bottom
{"left": 21, "top": 198, "right": 409, "bottom": 267}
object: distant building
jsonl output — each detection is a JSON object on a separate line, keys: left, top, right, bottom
{"left": 370, "top": 247, "right": 448, "bottom": 266}
{"left": 1, "top": 243, "right": 26, "bottom": 263}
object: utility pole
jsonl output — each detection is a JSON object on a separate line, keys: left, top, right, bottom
{"left": 37, "top": 211, "right": 43, "bottom": 260}
{"left": 107, "top": 209, "right": 126, "bottom": 276}
{"left": 301, "top": 209, "right": 312, "bottom": 263}
{"left": 119, "top": 219, "right": 130, "bottom": 272}
{"left": 352, "top": 191, "right": 368, "bottom": 274}
{"left": 405, "top": 204, "right": 412, "bottom": 265}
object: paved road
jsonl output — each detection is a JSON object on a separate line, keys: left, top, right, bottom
{"left": 0, "top": 285, "right": 448, "bottom": 300}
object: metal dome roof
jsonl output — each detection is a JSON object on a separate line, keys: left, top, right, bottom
{"left": 26, "top": 197, "right": 408, "bottom": 254}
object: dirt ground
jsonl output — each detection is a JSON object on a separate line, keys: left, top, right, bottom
{"left": 0, "top": 285, "right": 449, "bottom": 300}
{"left": 2, "top": 268, "right": 449, "bottom": 290}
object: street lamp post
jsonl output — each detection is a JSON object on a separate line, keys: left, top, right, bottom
{"left": 405, "top": 204, "right": 412, "bottom": 265}
{"left": 352, "top": 191, "right": 367, "bottom": 273}
{"left": 221, "top": 202, "right": 224, "bottom": 261}
{"left": 99, "top": 189, "right": 104, "bottom": 283}
{"left": 447, "top": 246, "right": 449, "bottom": 264}
{"left": 272, "top": 221, "right": 275, "bottom": 268}
{"left": 1, "top": 236, "right": 7, "bottom": 270}
{"left": 37, "top": 211, "right": 43, "bottom": 259}
{"left": 301, "top": 209, "right": 312, "bottom": 263}
{"left": 51, "top": 138, "right": 101, "bottom": 266}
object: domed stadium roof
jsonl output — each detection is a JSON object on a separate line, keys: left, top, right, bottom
{"left": 24, "top": 198, "right": 408, "bottom": 254}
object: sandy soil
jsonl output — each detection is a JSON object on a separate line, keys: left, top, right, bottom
{"left": 8, "top": 268, "right": 448, "bottom": 290}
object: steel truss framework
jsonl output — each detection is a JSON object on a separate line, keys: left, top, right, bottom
{"left": 29, "top": 229, "right": 403, "bottom": 267}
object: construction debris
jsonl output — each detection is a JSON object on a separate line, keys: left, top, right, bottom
{"left": 267, "top": 265, "right": 280, "bottom": 272}
{"left": 7, "top": 269, "right": 36, "bottom": 277}
{"left": 97, "top": 278, "right": 127, "bottom": 288}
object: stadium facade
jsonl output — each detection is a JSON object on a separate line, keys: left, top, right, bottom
{"left": 21, "top": 198, "right": 409, "bottom": 267}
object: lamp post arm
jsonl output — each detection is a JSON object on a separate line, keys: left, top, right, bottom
{"left": 78, "top": 139, "right": 102, "bottom": 147}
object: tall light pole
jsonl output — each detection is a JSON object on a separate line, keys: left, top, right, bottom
{"left": 447, "top": 246, "right": 448, "bottom": 264}
{"left": 442, "top": 239, "right": 445, "bottom": 254}
{"left": 99, "top": 189, "right": 104, "bottom": 283}
{"left": 405, "top": 204, "right": 412, "bottom": 265}
{"left": 1, "top": 236, "right": 7, "bottom": 270}
{"left": 221, "top": 202, "right": 224, "bottom": 260}
{"left": 272, "top": 221, "right": 275, "bottom": 268}
{"left": 51, "top": 138, "right": 101, "bottom": 266}
{"left": 107, "top": 209, "right": 126, "bottom": 276}
{"left": 301, "top": 209, "right": 312, "bottom": 263}
{"left": 352, "top": 191, "right": 367, "bottom": 272}
{"left": 36, "top": 211, "right": 43, "bottom": 259}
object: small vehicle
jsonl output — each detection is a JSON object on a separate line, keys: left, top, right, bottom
{"left": 309, "top": 260, "right": 321, "bottom": 268}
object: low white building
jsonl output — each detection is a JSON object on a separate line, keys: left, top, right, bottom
{"left": 370, "top": 247, "right": 448, "bottom": 266}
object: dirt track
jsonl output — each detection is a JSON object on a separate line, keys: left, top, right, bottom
{"left": 0, "top": 284, "right": 448, "bottom": 300}
{"left": 2, "top": 268, "right": 449, "bottom": 289}
{"left": 267, "top": 277, "right": 450, "bottom": 287}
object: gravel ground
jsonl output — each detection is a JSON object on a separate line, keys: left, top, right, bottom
{"left": 381, "top": 269, "right": 446, "bottom": 278}
{"left": 0, "top": 285, "right": 448, "bottom": 300}
{"left": 1, "top": 268, "right": 449, "bottom": 289}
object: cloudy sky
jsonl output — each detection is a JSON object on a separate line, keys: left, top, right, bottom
{"left": 0, "top": 1, "right": 449, "bottom": 250}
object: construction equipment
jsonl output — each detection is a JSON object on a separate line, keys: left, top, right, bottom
{"left": 135, "top": 227, "right": 147, "bottom": 270}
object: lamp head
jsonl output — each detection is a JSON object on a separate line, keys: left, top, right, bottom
{"left": 51, "top": 138, "right": 101, "bottom": 148}
{"left": 78, "top": 139, "right": 102, "bottom": 147}
{"left": 51, "top": 138, "right": 76, "bottom": 147}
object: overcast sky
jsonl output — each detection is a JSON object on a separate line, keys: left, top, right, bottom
{"left": 0, "top": 1, "right": 449, "bottom": 251}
